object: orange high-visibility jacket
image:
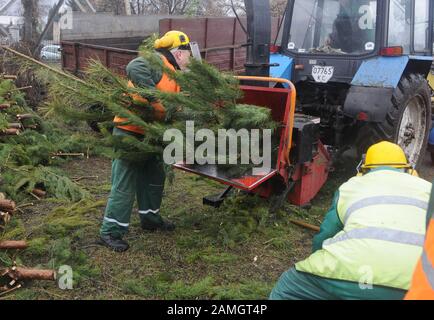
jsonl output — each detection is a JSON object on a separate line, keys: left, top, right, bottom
{"left": 406, "top": 209, "right": 434, "bottom": 300}
{"left": 114, "top": 55, "right": 180, "bottom": 135}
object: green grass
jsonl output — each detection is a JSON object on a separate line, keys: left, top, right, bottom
{"left": 122, "top": 275, "right": 272, "bottom": 300}
{"left": 0, "top": 157, "right": 345, "bottom": 300}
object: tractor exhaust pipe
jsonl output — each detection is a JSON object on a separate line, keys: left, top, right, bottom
{"left": 244, "top": 0, "right": 271, "bottom": 83}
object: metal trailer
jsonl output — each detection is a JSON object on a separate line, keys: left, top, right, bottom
{"left": 60, "top": 17, "right": 283, "bottom": 76}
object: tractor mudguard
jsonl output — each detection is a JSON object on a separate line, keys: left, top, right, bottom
{"left": 351, "top": 56, "right": 410, "bottom": 88}
{"left": 343, "top": 85, "right": 394, "bottom": 122}
{"left": 351, "top": 56, "right": 432, "bottom": 88}
{"left": 270, "top": 53, "right": 294, "bottom": 86}
{"left": 344, "top": 55, "right": 433, "bottom": 123}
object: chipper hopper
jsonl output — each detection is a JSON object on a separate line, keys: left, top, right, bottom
{"left": 174, "top": 76, "right": 331, "bottom": 207}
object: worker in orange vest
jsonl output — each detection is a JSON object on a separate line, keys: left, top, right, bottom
{"left": 406, "top": 183, "right": 434, "bottom": 300}
{"left": 99, "top": 31, "right": 193, "bottom": 252}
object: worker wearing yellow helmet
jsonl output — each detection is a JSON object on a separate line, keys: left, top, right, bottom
{"left": 358, "top": 140, "right": 416, "bottom": 174}
{"left": 270, "top": 141, "right": 431, "bottom": 300}
{"left": 99, "top": 31, "right": 196, "bottom": 252}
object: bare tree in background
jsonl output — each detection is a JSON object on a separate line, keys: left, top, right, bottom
{"left": 93, "top": 0, "right": 287, "bottom": 16}
{"left": 270, "top": 0, "right": 287, "bottom": 17}
{"left": 219, "top": 0, "right": 287, "bottom": 17}
{"left": 21, "top": 0, "right": 40, "bottom": 45}
{"left": 94, "top": 0, "right": 126, "bottom": 14}
{"left": 127, "top": 0, "right": 240, "bottom": 16}
{"left": 125, "top": 0, "right": 187, "bottom": 15}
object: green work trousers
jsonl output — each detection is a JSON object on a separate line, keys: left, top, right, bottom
{"left": 269, "top": 268, "right": 406, "bottom": 300}
{"left": 100, "top": 128, "right": 166, "bottom": 238}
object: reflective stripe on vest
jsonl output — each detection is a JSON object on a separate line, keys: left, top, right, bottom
{"left": 323, "top": 227, "right": 425, "bottom": 247}
{"left": 423, "top": 214, "right": 434, "bottom": 290}
{"left": 295, "top": 170, "right": 431, "bottom": 290}
{"left": 422, "top": 250, "right": 434, "bottom": 289}
{"left": 343, "top": 196, "right": 428, "bottom": 225}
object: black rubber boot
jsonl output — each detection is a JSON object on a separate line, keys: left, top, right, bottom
{"left": 141, "top": 213, "right": 176, "bottom": 232}
{"left": 98, "top": 235, "right": 130, "bottom": 252}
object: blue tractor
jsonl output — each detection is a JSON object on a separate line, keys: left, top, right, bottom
{"left": 244, "top": 0, "right": 434, "bottom": 168}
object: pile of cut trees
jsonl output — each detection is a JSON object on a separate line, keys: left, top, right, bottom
{"left": 0, "top": 75, "right": 55, "bottom": 296}
{"left": 0, "top": 75, "right": 47, "bottom": 199}
{"left": 0, "top": 194, "right": 56, "bottom": 296}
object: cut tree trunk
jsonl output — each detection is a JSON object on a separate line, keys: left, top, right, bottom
{"left": 8, "top": 123, "right": 23, "bottom": 130}
{"left": 0, "top": 199, "right": 16, "bottom": 213}
{"left": 1, "top": 75, "right": 18, "bottom": 80}
{"left": 0, "top": 241, "right": 28, "bottom": 250}
{"left": 1, "top": 128, "right": 20, "bottom": 136}
{"left": 0, "top": 103, "right": 11, "bottom": 110}
{"left": 32, "top": 189, "right": 46, "bottom": 198}
{"left": 6, "top": 267, "right": 56, "bottom": 281}
{"left": 16, "top": 114, "right": 35, "bottom": 121}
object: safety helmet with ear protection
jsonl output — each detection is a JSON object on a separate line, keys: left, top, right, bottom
{"left": 154, "top": 31, "right": 202, "bottom": 61}
{"left": 154, "top": 31, "right": 190, "bottom": 50}
{"left": 356, "top": 141, "right": 416, "bottom": 176}
{"left": 361, "top": 141, "right": 411, "bottom": 170}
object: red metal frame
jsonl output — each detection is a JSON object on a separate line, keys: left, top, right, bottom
{"left": 174, "top": 77, "right": 330, "bottom": 206}
{"left": 174, "top": 77, "right": 296, "bottom": 190}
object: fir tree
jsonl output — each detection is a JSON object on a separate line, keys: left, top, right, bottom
{"left": 0, "top": 78, "right": 95, "bottom": 202}
{"left": 6, "top": 44, "right": 280, "bottom": 177}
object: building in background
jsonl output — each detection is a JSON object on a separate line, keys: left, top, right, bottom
{"left": 0, "top": 0, "right": 60, "bottom": 44}
{"left": 0, "top": 0, "right": 24, "bottom": 43}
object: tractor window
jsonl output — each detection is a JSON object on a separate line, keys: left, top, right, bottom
{"left": 287, "top": 0, "right": 377, "bottom": 55}
{"left": 414, "top": 0, "right": 429, "bottom": 52}
{"left": 388, "top": 0, "right": 411, "bottom": 53}
{"left": 388, "top": 0, "right": 430, "bottom": 53}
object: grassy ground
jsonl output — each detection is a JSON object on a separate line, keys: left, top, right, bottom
{"left": 0, "top": 155, "right": 351, "bottom": 300}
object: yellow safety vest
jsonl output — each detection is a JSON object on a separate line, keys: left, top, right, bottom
{"left": 296, "top": 169, "right": 431, "bottom": 290}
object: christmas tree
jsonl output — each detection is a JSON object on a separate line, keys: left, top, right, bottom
{"left": 6, "top": 43, "right": 280, "bottom": 177}
{"left": 0, "top": 78, "right": 94, "bottom": 202}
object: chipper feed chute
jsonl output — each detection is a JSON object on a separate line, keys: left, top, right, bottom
{"left": 174, "top": 77, "right": 331, "bottom": 207}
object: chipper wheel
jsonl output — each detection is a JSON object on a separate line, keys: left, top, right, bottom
{"left": 356, "top": 74, "right": 431, "bottom": 170}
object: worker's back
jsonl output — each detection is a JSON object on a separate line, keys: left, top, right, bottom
{"left": 296, "top": 168, "right": 431, "bottom": 291}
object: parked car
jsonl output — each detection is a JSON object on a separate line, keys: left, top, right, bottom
{"left": 40, "top": 45, "right": 61, "bottom": 61}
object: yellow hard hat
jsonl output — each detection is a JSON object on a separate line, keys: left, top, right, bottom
{"left": 154, "top": 31, "right": 190, "bottom": 50}
{"left": 362, "top": 141, "right": 411, "bottom": 170}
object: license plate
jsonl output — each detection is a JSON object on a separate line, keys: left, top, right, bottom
{"left": 312, "top": 66, "right": 334, "bottom": 83}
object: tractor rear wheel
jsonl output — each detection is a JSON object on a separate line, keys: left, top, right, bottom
{"left": 356, "top": 73, "right": 431, "bottom": 169}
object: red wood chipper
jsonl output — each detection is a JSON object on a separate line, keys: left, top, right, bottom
{"left": 174, "top": 76, "right": 332, "bottom": 208}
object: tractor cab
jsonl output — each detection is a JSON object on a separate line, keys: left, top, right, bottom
{"left": 175, "top": 0, "right": 434, "bottom": 208}
{"left": 278, "top": 0, "right": 433, "bottom": 83}
{"left": 287, "top": 0, "right": 377, "bottom": 56}
{"left": 265, "top": 0, "right": 434, "bottom": 168}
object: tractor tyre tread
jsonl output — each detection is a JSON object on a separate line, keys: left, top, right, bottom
{"left": 356, "top": 73, "right": 431, "bottom": 169}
